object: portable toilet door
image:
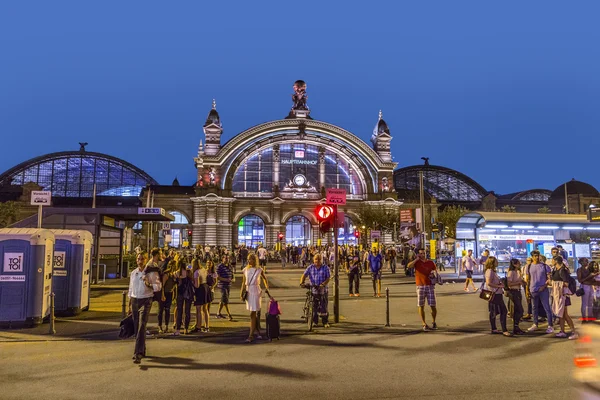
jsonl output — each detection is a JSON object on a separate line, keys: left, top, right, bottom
{"left": 0, "top": 228, "right": 55, "bottom": 327}
{"left": 51, "top": 230, "right": 92, "bottom": 315}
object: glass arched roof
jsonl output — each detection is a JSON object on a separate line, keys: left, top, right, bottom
{"left": 394, "top": 165, "right": 488, "bottom": 202}
{"left": 0, "top": 151, "right": 158, "bottom": 197}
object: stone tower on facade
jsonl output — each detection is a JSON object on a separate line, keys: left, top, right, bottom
{"left": 371, "top": 110, "right": 393, "bottom": 163}
{"left": 203, "top": 99, "right": 223, "bottom": 156}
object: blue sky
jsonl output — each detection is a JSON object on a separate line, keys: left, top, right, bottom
{"left": 1, "top": 1, "right": 598, "bottom": 194}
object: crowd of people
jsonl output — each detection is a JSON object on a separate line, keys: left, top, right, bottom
{"left": 127, "top": 241, "right": 597, "bottom": 364}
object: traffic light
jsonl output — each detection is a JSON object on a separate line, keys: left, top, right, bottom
{"left": 187, "top": 229, "right": 193, "bottom": 237}
{"left": 354, "top": 231, "right": 360, "bottom": 238}
{"left": 315, "top": 205, "right": 335, "bottom": 234}
{"left": 278, "top": 232, "right": 284, "bottom": 241}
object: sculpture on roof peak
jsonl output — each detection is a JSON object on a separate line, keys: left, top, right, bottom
{"left": 291, "top": 80, "right": 308, "bottom": 111}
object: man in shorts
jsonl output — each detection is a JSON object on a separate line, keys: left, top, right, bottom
{"left": 462, "top": 249, "right": 478, "bottom": 292}
{"left": 257, "top": 245, "right": 268, "bottom": 272}
{"left": 407, "top": 248, "right": 438, "bottom": 331}
{"left": 216, "top": 255, "right": 233, "bottom": 321}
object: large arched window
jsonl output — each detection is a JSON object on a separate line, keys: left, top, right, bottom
{"left": 169, "top": 211, "right": 189, "bottom": 224}
{"left": 286, "top": 215, "right": 312, "bottom": 246}
{"left": 231, "top": 143, "right": 363, "bottom": 196}
{"left": 238, "top": 215, "right": 265, "bottom": 249}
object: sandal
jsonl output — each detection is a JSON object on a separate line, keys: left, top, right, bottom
{"left": 502, "top": 331, "right": 513, "bottom": 337}
{"left": 245, "top": 338, "right": 253, "bottom": 343}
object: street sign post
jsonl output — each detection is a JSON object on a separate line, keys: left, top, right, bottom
{"left": 326, "top": 188, "right": 347, "bottom": 206}
{"left": 31, "top": 191, "right": 51, "bottom": 228}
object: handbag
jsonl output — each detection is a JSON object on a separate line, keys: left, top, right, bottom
{"left": 576, "top": 287, "right": 585, "bottom": 297}
{"left": 241, "top": 269, "right": 259, "bottom": 301}
{"left": 478, "top": 281, "right": 494, "bottom": 302}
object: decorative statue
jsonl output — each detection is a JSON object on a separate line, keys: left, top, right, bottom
{"left": 291, "top": 80, "right": 309, "bottom": 111}
{"left": 382, "top": 177, "right": 389, "bottom": 192}
{"left": 209, "top": 167, "right": 216, "bottom": 185}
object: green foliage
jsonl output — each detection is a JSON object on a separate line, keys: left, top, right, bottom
{"left": 356, "top": 204, "right": 399, "bottom": 233}
{"left": 537, "top": 206, "right": 551, "bottom": 214}
{"left": 501, "top": 205, "right": 516, "bottom": 213}
{"left": 436, "top": 205, "right": 468, "bottom": 239}
{"left": 0, "top": 201, "right": 20, "bottom": 228}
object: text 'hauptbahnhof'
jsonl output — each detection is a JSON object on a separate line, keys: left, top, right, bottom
{"left": 1, "top": 81, "right": 599, "bottom": 271}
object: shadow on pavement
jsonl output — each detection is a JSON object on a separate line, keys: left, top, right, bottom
{"left": 138, "top": 357, "right": 315, "bottom": 379}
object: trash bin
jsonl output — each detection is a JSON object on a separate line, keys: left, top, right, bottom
{"left": 50, "top": 230, "right": 93, "bottom": 316}
{"left": 0, "top": 228, "right": 55, "bottom": 327}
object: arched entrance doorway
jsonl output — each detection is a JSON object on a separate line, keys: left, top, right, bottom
{"left": 286, "top": 215, "right": 312, "bottom": 246}
{"left": 238, "top": 215, "right": 265, "bottom": 249}
{"left": 337, "top": 215, "right": 357, "bottom": 246}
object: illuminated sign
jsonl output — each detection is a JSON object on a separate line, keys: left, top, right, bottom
{"left": 294, "top": 150, "right": 305, "bottom": 158}
{"left": 281, "top": 159, "right": 317, "bottom": 165}
{"left": 478, "top": 234, "right": 554, "bottom": 241}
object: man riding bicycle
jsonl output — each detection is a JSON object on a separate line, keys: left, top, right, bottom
{"left": 300, "top": 254, "right": 331, "bottom": 328}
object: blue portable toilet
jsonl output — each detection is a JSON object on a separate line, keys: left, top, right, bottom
{"left": 0, "top": 228, "right": 55, "bottom": 327}
{"left": 50, "top": 230, "right": 93, "bottom": 316}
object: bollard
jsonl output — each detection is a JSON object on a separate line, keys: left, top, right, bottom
{"left": 385, "top": 287, "right": 391, "bottom": 327}
{"left": 49, "top": 292, "right": 56, "bottom": 335}
{"left": 121, "top": 291, "right": 127, "bottom": 320}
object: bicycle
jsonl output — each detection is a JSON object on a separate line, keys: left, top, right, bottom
{"left": 301, "top": 283, "right": 323, "bottom": 332}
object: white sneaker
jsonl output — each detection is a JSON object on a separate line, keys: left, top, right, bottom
{"left": 555, "top": 332, "right": 567, "bottom": 338}
{"left": 569, "top": 332, "right": 579, "bottom": 340}
{"left": 546, "top": 326, "right": 554, "bottom": 334}
{"left": 527, "top": 324, "right": 538, "bottom": 332}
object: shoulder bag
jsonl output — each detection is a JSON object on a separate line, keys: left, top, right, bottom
{"left": 241, "top": 269, "right": 259, "bottom": 301}
{"left": 479, "top": 271, "right": 494, "bottom": 302}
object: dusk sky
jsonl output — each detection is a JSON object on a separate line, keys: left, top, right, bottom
{"left": 1, "top": 1, "right": 599, "bottom": 195}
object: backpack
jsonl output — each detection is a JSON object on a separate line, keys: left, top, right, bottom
{"left": 567, "top": 276, "right": 577, "bottom": 296}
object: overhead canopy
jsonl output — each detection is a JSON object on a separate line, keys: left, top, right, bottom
{"left": 458, "top": 211, "right": 595, "bottom": 229}
{"left": 41, "top": 207, "right": 176, "bottom": 222}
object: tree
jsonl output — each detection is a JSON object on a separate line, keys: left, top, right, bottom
{"left": 356, "top": 204, "right": 398, "bottom": 234}
{"left": 501, "top": 205, "right": 516, "bottom": 213}
{"left": 0, "top": 201, "right": 20, "bottom": 228}
{"left": 436, "top": 205, "right": 468, "bottom": 239}
{"left": 537, "top": 206, "right": 551, "bottom": 214}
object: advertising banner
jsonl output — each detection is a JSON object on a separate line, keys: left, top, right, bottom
{"left": 399, "top": 209, "right": 420, "bottom": 248}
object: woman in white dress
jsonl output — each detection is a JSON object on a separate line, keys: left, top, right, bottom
{"left": 240, "top": 254, "right": 269, "bottom": 343}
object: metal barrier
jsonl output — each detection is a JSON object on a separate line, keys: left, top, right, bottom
{"left": 92, "top": 264, "right": 107, "bottom": 284}
{"left": 121, "top": 291, "right": 127, "bottom": 320}
{"left": 385, "top": 287, "right": 391, "bottom": 327}
{"left": 49, "top": 293, "right": 56, "bottom": 335}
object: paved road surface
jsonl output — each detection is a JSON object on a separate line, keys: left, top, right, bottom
{"left": 0, "top": 267, "right": 584, "bottom": 400}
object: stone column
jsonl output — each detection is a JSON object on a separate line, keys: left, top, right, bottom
{"left": 318, "top": 147, "right": 326, "bottom": 190}
{"left": 272, "top": 144, "right": 280, "bottom": 192}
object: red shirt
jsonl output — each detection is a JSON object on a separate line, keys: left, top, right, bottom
{"left": 414, "top": 259, "right": 436, "bottom": 286}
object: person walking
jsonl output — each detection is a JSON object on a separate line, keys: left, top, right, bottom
{"left": 257, "top": 245, "right": 268, "bottom": 273}
{"left": 484, "top": 256, "right": 512, "bottom": 337}
{"left": 462, "top": 249, "right": 478, "bottom": 292}
{"left": 525, "top": 250, "right": 554, "bottom": 333}
{"left": 239, "top": 245, "right": 249, "bottom": 269}
{"left": 407, "top": 248, "right": 438, "bottom": 331}
{"left": 552, "top": 256, "right": 578, "bottom": 339}
{"left": 368, "top": 248, "right": 383, "bottom": 297}
{"left": 506, "top": 258, "right": 526, "bottom": 335}
{"left": 128, "top": 252, "right": 158, "bottom": 364}
{"left": 173, "top": 260, "right": 194, "bottom": 336}
{"left": 346, "top": 255, "right": 361, "bottom": 297}
{"left": 216, "top": 255, "right": 234, "bottom": 321}
{"left": 241, "top": 254, "right": 269, "bottom": 342}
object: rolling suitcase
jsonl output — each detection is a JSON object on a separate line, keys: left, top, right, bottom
{"left": 266, "top": 313, "right": 280, "bottom": 341}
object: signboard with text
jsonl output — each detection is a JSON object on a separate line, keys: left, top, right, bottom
{"left": 3, "top": 253, "right": 24, "bottom": 272}
{"left": 30, "top": 191, "right": 51, "bottom": 206}
{"left": 326, "top": 188, "right": 347, "bottom": 205}
{"left": 138, "top": 208, "right": 165, "bottom": 216}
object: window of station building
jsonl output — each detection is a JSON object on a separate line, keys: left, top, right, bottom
{"left": 232, "top": 149, "right": 274, "bottom": 193}
{"left": 169, "top": 211, "right": 189, "bottom": 225}
{"left": 231, "top": 144, "right": 362, "bottom": 195}
{"left": 238, "top": 215, "right": 265, "bottom": 249}
{"left": 286, "top": 215, "right": 312, "bottom": 246}
{"left": 337, "top": 216, "right": 357, "bottom": 245}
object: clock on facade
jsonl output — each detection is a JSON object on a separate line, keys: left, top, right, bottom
{"left": 293, "top": 174, "right": 306, "bottom": 186}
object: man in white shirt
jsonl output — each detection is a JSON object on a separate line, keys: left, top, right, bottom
{"left": 462, "top": 249, "right": 478, "bottom": 292}
{"left": 257, "top": 245, "right": 268, "bottom": 272}
{"left": 128, "top": 252, "right": 157, "bottom": 364}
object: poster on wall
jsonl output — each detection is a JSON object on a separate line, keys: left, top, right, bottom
{"left": 575, "top": 244, "right": 591, "bottom": 258}
{"left": 399, "top": 209, "right": 420, "bottom": 248}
